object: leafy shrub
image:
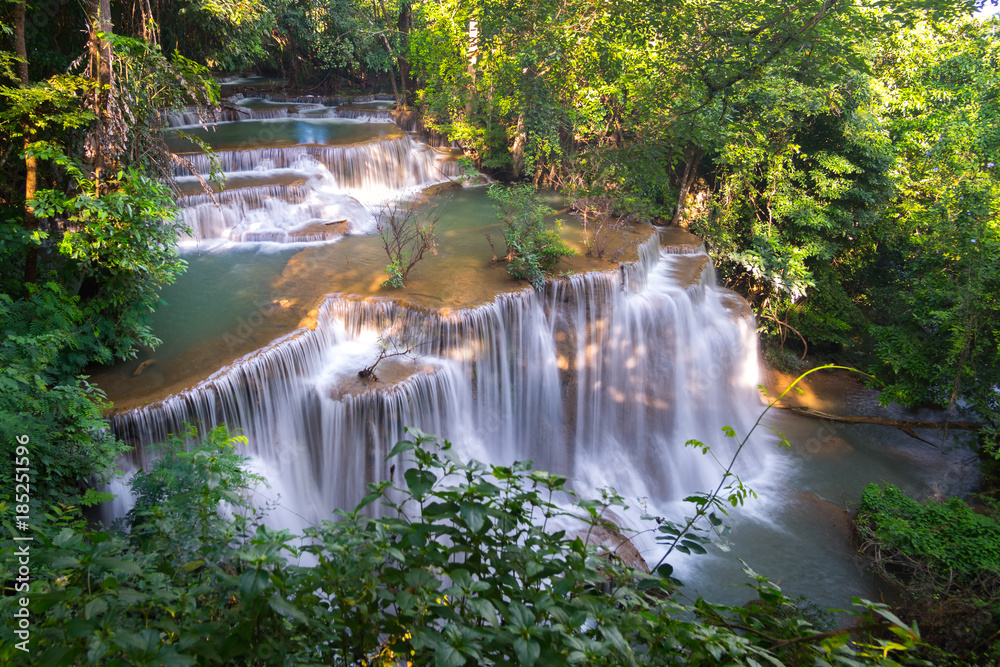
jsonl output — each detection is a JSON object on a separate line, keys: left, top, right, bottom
{"left": 855, "top": 484, "right": 1000, "bottom": 662}
{"left": 28, "top": 160, "right": 188, "bottom": 361}
{"left": 488, "top": 184, "right": 575, "bottom": 288}
{"left": 1, "top": 429, "right": 923, "bottom": 665}
{"left": 0, "top": 284, "right": 126, "bottom": 515}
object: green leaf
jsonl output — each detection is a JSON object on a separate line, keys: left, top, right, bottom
{"left": 387, "top": 439, "right": 416, "bottom": 460}
{"left": 149, "top": 649, "right": 196, "bottom": 667}
{"left": 680, "top": 540, "right": 707, "bottom": 555}
{"left": 435, "top": 643, "right": 467, "bottom": 667}
{"left": 820, "top": 632, "right": 851, "bottom": 653}
{"left": 51, "top": 556, "right": 80, "bottom": 569}
{"left": 83, "top": 597, "right": 108, "bottom": 619}
{"left": 182, "top": 559, "right": 206, "bottom": 573}
{"left": 513, "top": 637, "right": 540, "bottom": 667}
{"left": 37, "top": 646, "right": 78, "bottom": 667}
{"left": 237, "top": 568, "right": 270, "bottom": 599}
{"left": 507, "top": 601, "right": 534, "bottom": 629}
{"left": 466, "top": 598, "right": 499, "bottom": 627}
{"left": 460, "top": 502, "right": 486, "bottom": 533}
{"left": 405, "top": 468, "right": 437, "bottom": 498}
{"left": 268, "top": 594, "right": 307, "bottom": 622}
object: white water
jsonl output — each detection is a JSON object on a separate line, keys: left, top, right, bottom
{"left": 109, "top": 107, "right": 763, "bottom": 585}
{"left": 163, "top": 95, "right": 397, "bottom": 129}
{"left": 172, "top": 133, "right": 463, "bottom": 242}
{"left": 112, "top": 236, "right": 761, "bottom": 536}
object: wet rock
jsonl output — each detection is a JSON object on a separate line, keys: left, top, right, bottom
{"left": 421, "top": 180, "right": 462, "bottom": 197}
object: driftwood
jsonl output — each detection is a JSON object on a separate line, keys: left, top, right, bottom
{"left": 780, "top": 406, "right": 980, "bottom": 447}
{"left": 132, "top": 359, "right": 155, "bottom": 376}
{"left": 219, "top": 102, "right": 251, "bottom": 117}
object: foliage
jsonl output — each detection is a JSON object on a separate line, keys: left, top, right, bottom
{"left": 0, "top": 428, "right": 271, "bottom": 666}
{"left": 100, "top": 33, "right": 221, "bottom": 172}
{"left": 160, "top": 0, "right": 278, "bottom": 73}
{"left": 0, "top": 8, "right": 211, "bottom": 526}
{"left": 0, "top": 284, "right": 127, "bottom": 514}
{"left": 692, "top": 71, "right": 896, "bottom": 351}
{"left": 126, "top": 425, "right": 265, "bottom": 558}
{"left": 488, "top": 184, "right": 575, "bottom": 288}
{"left": 20, "top": 160, "right": 189, "bottom": 360}
{"left": 1, "top": 428, "right": 925, "bottom": 666}
{"left": 405, "top": 3, "right": 1000, "bottom": 463}
{"left": 375, "top": 198, "right": 441, "bottom": 288}
{"left": 862, "top": 18, "right": 1000, "bottom": 458}
{"left": 856, "top": 484, "right": 1000, "bottom": 662}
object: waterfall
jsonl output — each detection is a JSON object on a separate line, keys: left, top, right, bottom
{"left": 111, "top": 236, "right": 759, "bottom": 527}
{"left": 172, "top": 137, "right": 463, "bottom": 241}
{"left": 113, "top": 106, "right": 761, "bottom": 539}
{"left": 163, "top": 95, "right": 397, "bottom": 128}
{"left": 171, "top": 136, "right": 458, "bottom": 182}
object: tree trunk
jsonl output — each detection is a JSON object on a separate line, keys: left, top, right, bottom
{"left": 670, "top": 145, "right": 703, "bottom": 225}
{"left": 377, "top": 33, "right": 402, "bottom": 107}
{"left": 396, "top": 1, "right": 411, "bottom": 106}
{"left": 14, "top": 0, "right": 28, "bottom": 84}
{"left": 511, "top": 112, "right": 526, "bottom": 177}
{"left": 86, "top": 0, "right": 115, "bottom": 173}
{"left": 141, "top": 0, "right": 159, "bottom": 44}
{"left": 15, "top": 0, "right": 38, "bottom": 286}
{"left": 466, "top": 18, "right": 478, "bottom": 119}
{"left": 287, "top": 33, "right": 300, "bottom": 91}
{"left": 780, "top": 406, "right": 980, "bottom": 447}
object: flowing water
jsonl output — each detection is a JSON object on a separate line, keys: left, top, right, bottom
{"left": 97, "top": 103, "right": 977, "bottom": 612}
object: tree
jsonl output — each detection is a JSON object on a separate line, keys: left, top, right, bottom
{"left": 864, "top": 16, "right": 1000, "bottom": 458}
{"left": 375, "top": 198, "right": 441, "bottom": 288}
{"left": 488, "top": 184, "right": 574, "bottom": 287}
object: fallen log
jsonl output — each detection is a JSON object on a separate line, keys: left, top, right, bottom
{"left": 780, "top": 406, "right": 980, "bottom": 447}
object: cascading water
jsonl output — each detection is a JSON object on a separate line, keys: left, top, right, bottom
{"left": 105, "top": 104, "right": 763, "bottom": 577}
{"left": 95, "top": 94, "right": 983, "bottom": 612}
{"left": 168, "top": 118, "right": 463, "bottom": 242}
{"left": 111, "top": 232, "right": 760, "bottom": 533}
{"left": 162, "top": 95, "right": 397, "bottom": 129}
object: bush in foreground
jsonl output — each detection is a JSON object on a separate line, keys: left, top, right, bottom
{"left": 855, "top": 483, "right": 1000, "bottom": 664}
{"left": 1, "top": 429, "right": 925, "bottom": 665}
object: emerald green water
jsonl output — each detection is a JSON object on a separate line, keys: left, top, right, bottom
{"left": 152, "top": 247, "right": 299, "bottom": 358}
